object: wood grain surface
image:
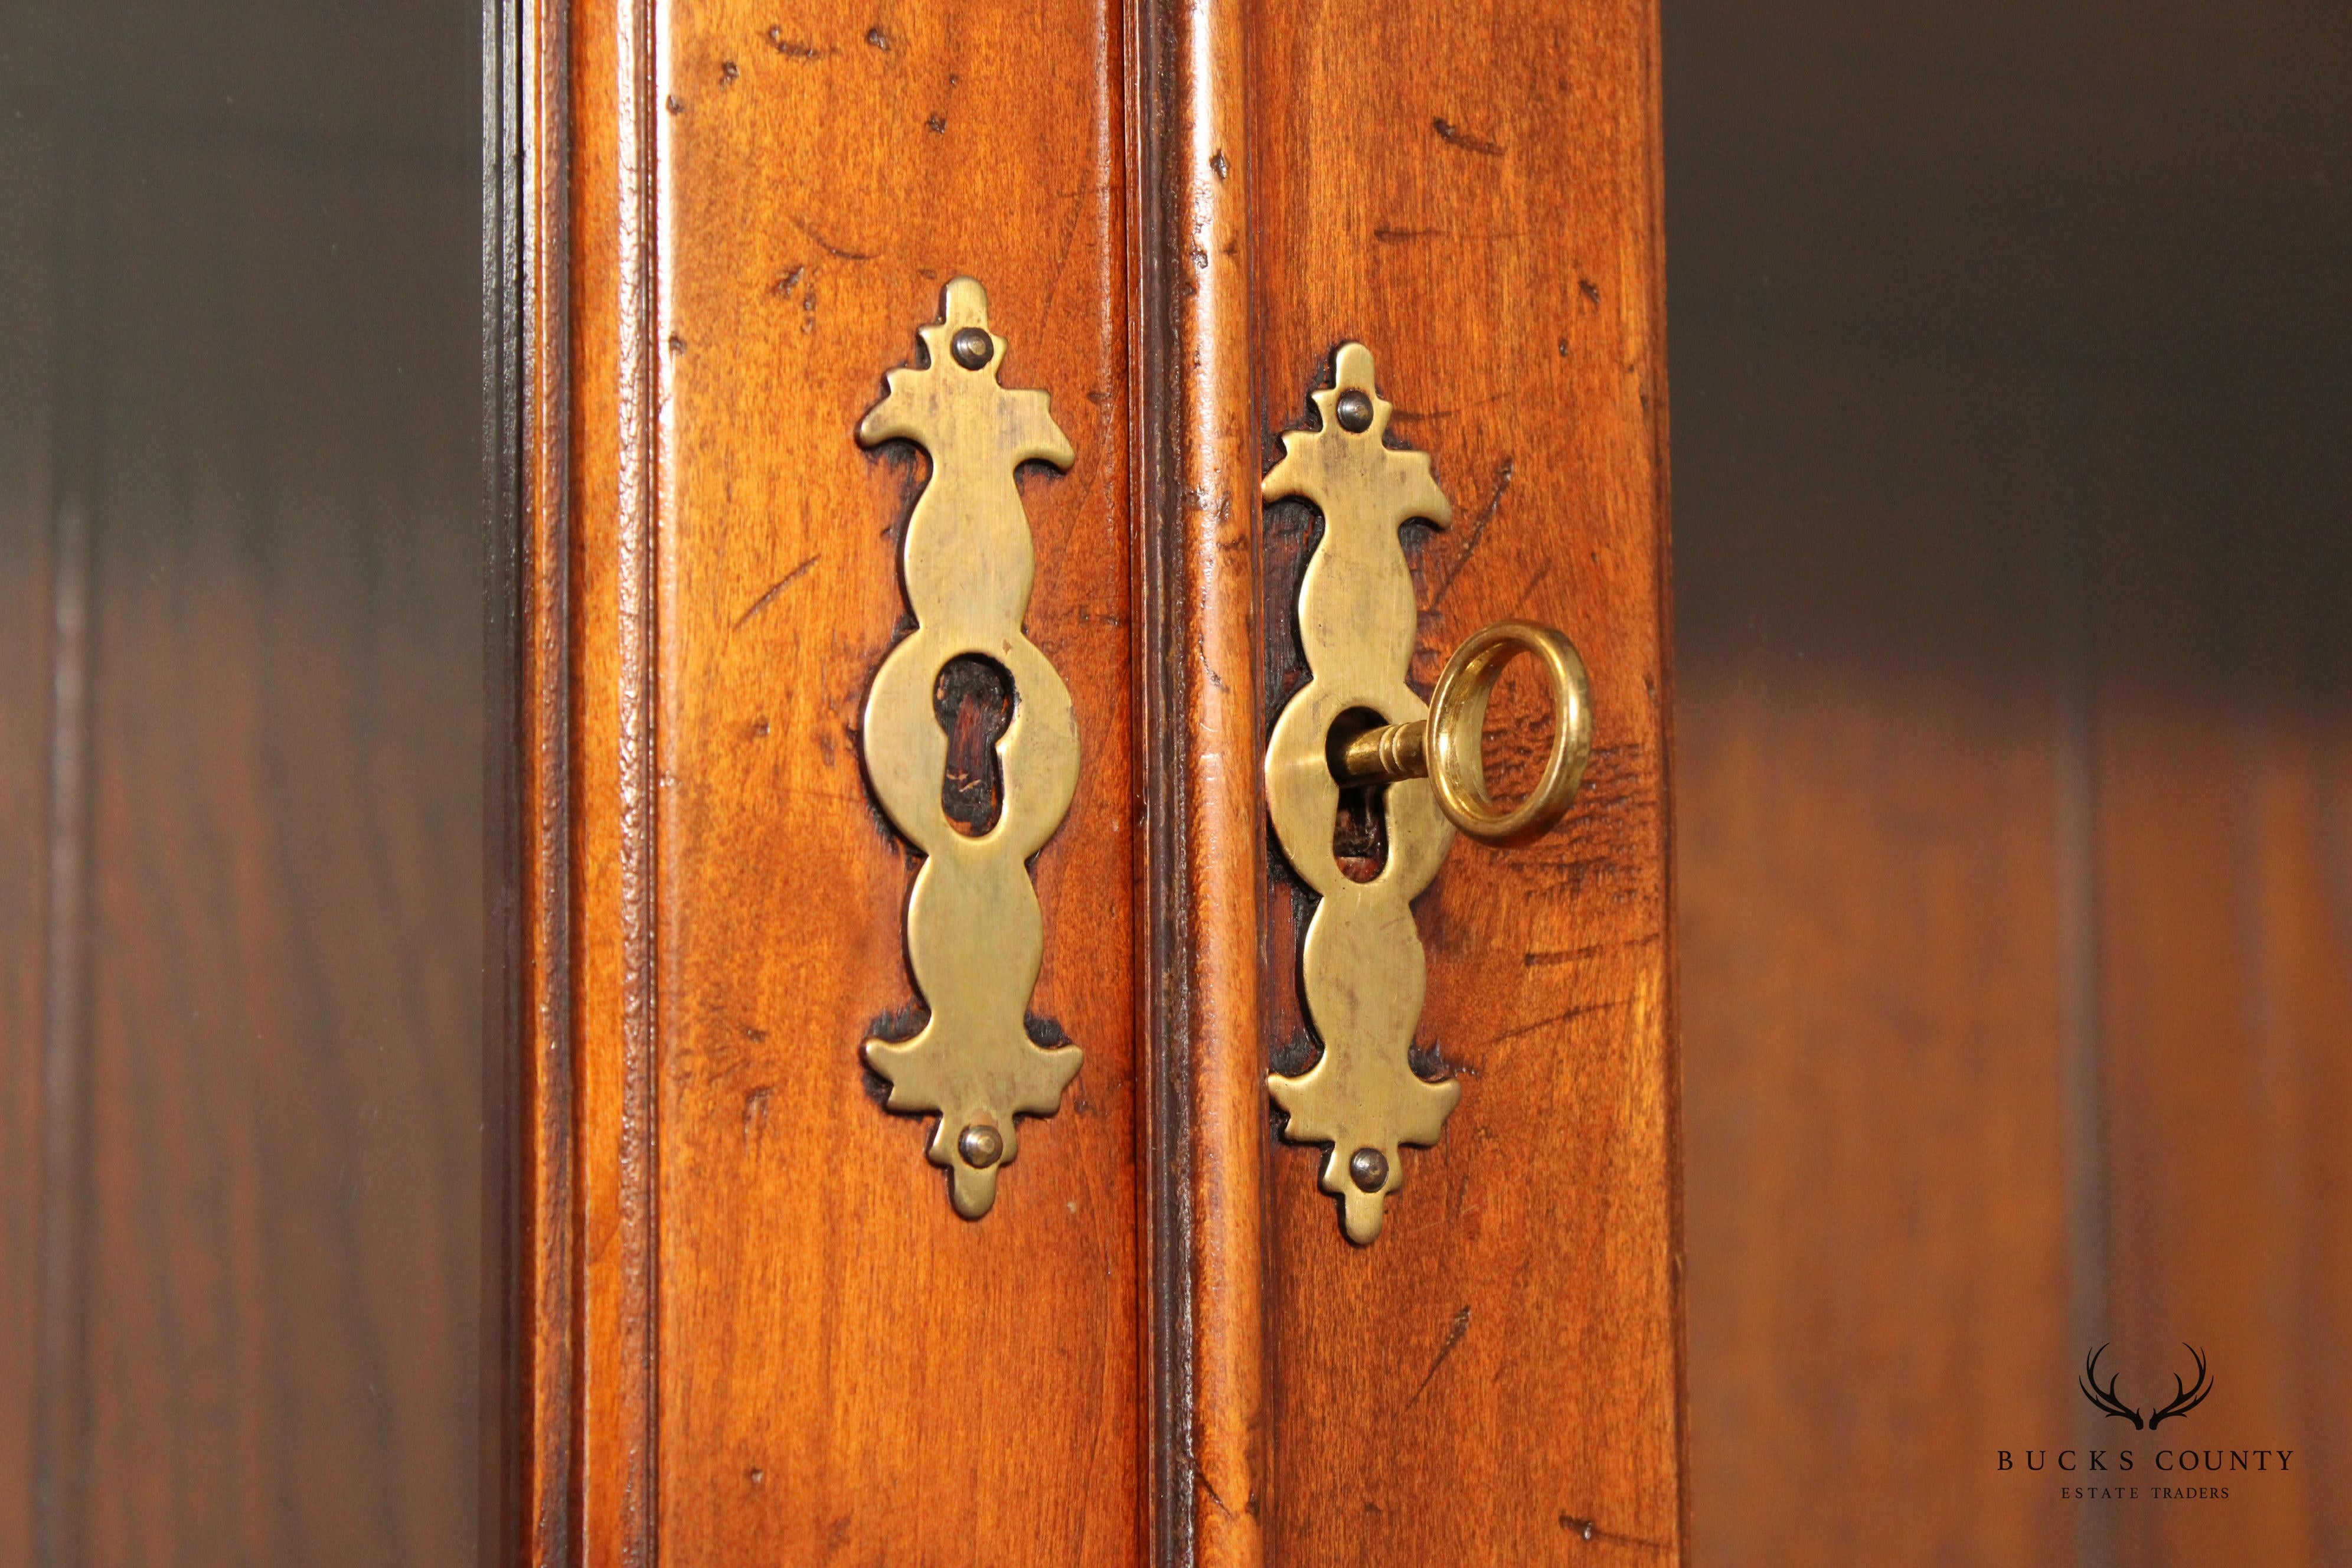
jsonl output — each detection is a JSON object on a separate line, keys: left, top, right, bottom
{"left": 1246, "top": 2, "right": 1686, "bottom": 1561}
{"left": 531, "top": 1, "right": 1684, "bottom": 1562}
{"left": 1132, "top": 1, "right": 1269, "bottom": 1562}
{"left": 547, "top": 2, "right": 1146, "bottom": 1561}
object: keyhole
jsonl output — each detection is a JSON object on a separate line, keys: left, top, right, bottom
{"left": 1326, "top": 707, "right": 1390, "bottom": 882}
{"left": 935, "top": 655, "right": 1014, "bottom": 836}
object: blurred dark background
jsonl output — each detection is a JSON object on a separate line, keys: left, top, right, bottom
{"left": 1666, "top": 0, "right": 2352, "bottom": 1563}
{"left": 0, "top": 2, "right": 483, "bottom": 1564}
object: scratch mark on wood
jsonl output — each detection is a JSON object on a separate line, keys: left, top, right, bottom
{"left": 1558, "top": 1511, "right": 1672, "bottom": 1553}
{"left": 1404, "top": 1305, "right": 1473, "bottom": 1409}
{"left": 1429, "top": 456, "right": 1513, "bottom": 609}
{"left": 734, "top": 554, "right": 819, "bottom": 626}
{"left": 793, "top": 217, "right": 876, "bottom": 261}
{"left": 1037, "top": 189, "right": 1089, "bottom": 329}
{"left": 1513, "top": 558, "right": 1555, "bottom": 610}
{"left": 1485, "top": 996, "right": 1632, "bottom": 1047}
{"left": 1374, "top": 224, "right": 1446, "bottom": 243}
{"left": 1195, "top": 1466, "right": 1237, "bottom": 1520}
{"left": 1433, "top": 116, "right": 1504, "bottom": 156}
{"left": 1523, "top": 932, "right": 1659, "bottom": 966}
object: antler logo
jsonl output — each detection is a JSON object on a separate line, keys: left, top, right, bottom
{"left": 2079, "top": 1343, "right": 2213, "bottom": 1430}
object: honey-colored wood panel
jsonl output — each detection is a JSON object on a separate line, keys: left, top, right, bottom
{"left": 74, "top": 136, "right": 482, "bottom": 1567}
{"left": 550, "top": 2, "right": 1143, "bottom": 1559}
{"left": 1678, "top": 672, "right": 2076, "bottom": 1567}
{"left": 1247, "top": 2, "right": 1684, "bottom": 1559}
{"left": 2095, "top": 698, "right": 2352, "bottom": 1565}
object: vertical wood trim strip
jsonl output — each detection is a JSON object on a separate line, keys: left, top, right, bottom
{"left": 1136, "top": 1, "right": 1265, "bottom": 1562}
{"left": 1178, "top": 8, "right": 1265, "bottom": 1553}
{"left": 572, "top": 0, "right": 662, "bottom": 1563}
{"left": 494, "top": 0, "right": 580, "bottom": 1560}
{"left": 531, "top": 1, "right": 583, "bottom": 1559}
{"left": 1129, "top": 3, "right": 1191, "bottom": 1560}
{"left": 612, "top": 1, "right": 661, "bottom": 1559}
{"left": 636, "top": 0, "right": 676, "bottom": 1556}
{"left": 1638, "top": 1, "right": 1694, "bottom": 1552}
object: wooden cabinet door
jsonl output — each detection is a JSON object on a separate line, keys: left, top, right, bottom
{"left": 489, "top": 2, "right": 1682, "bottom": 1563}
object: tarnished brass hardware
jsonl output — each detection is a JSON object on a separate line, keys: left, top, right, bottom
{"left": 855, "top": 277, "right": 1081, "bottom": 1220}
{"left": 1331, "top": 620, "right": 1592, "bottom": 847}
{"left": 1263, "top": 342, "right": 1593, "bottom": 1244}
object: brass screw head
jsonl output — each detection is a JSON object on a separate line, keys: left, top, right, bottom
{"left": 1348, "top": 1146, "right": 1389, "bottom": 1192}
{"left": 950, "top": 327, "right": 994, "bottom": 370}
{"left": 1333, "top": 388, "right": 1374, "bottom": 433}
{"left": 958, "top": 1122, "right": 1004, "bottom": 1168}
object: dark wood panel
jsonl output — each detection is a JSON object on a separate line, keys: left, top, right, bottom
{"left": 1669, "top": 0, "right": 2352, "bottom": 1559}
{"left": 1247, "top": 1, "right": 1685, "bottom": 1559}
{"left": 547, "top": 1, "right": 1145, "bottom": 1559}
{"left": 2088, "top": 389, "right": 2352, "bottom": 1568}
{"left": 1675, "top": 335, "right": 2352, "bottom": 1566}
{"left": 0, "top": 0, "right": 479, "bottom": 153}
{"left": 0, "top": 118, "right": 63, "bottom": 1568}
{"left": 65, "top": 124, "right": 482, "bottom": 1568}
{"left": 1674, "top": 341, "right": 2080, "bottom": 1568}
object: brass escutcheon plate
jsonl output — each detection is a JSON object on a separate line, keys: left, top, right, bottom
{"left": 1262, "top": 343, "right": 1461, "bottom": 1244}
{"left": 855, "top": 277, "right": 1081, "bottom": 1220}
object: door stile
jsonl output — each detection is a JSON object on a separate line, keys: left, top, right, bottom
{"left": 1244, "top": 2, "right": 1687, "bottom": 1559}
{"left": 1124, "top": 0, "right": 1190, "bottom": 1557}
{"left": 488, "top": 0, "right": 582, "bottom": 1564}
{"left": 564, "top": 1, "right": 665, "bottom": 1565}
{"left": 1131, "top": 1, "right": 1269, "bottom": 1564}
{"left": 517, "top": 1, "right": 1154, "bottom": 1563}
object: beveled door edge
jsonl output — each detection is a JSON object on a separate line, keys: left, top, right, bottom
{"left": 482, "top": 1, "right": 578, "bottom": 1566}
{"left": 1130, "top": 0, "right": 1268, "bottom": 1562}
